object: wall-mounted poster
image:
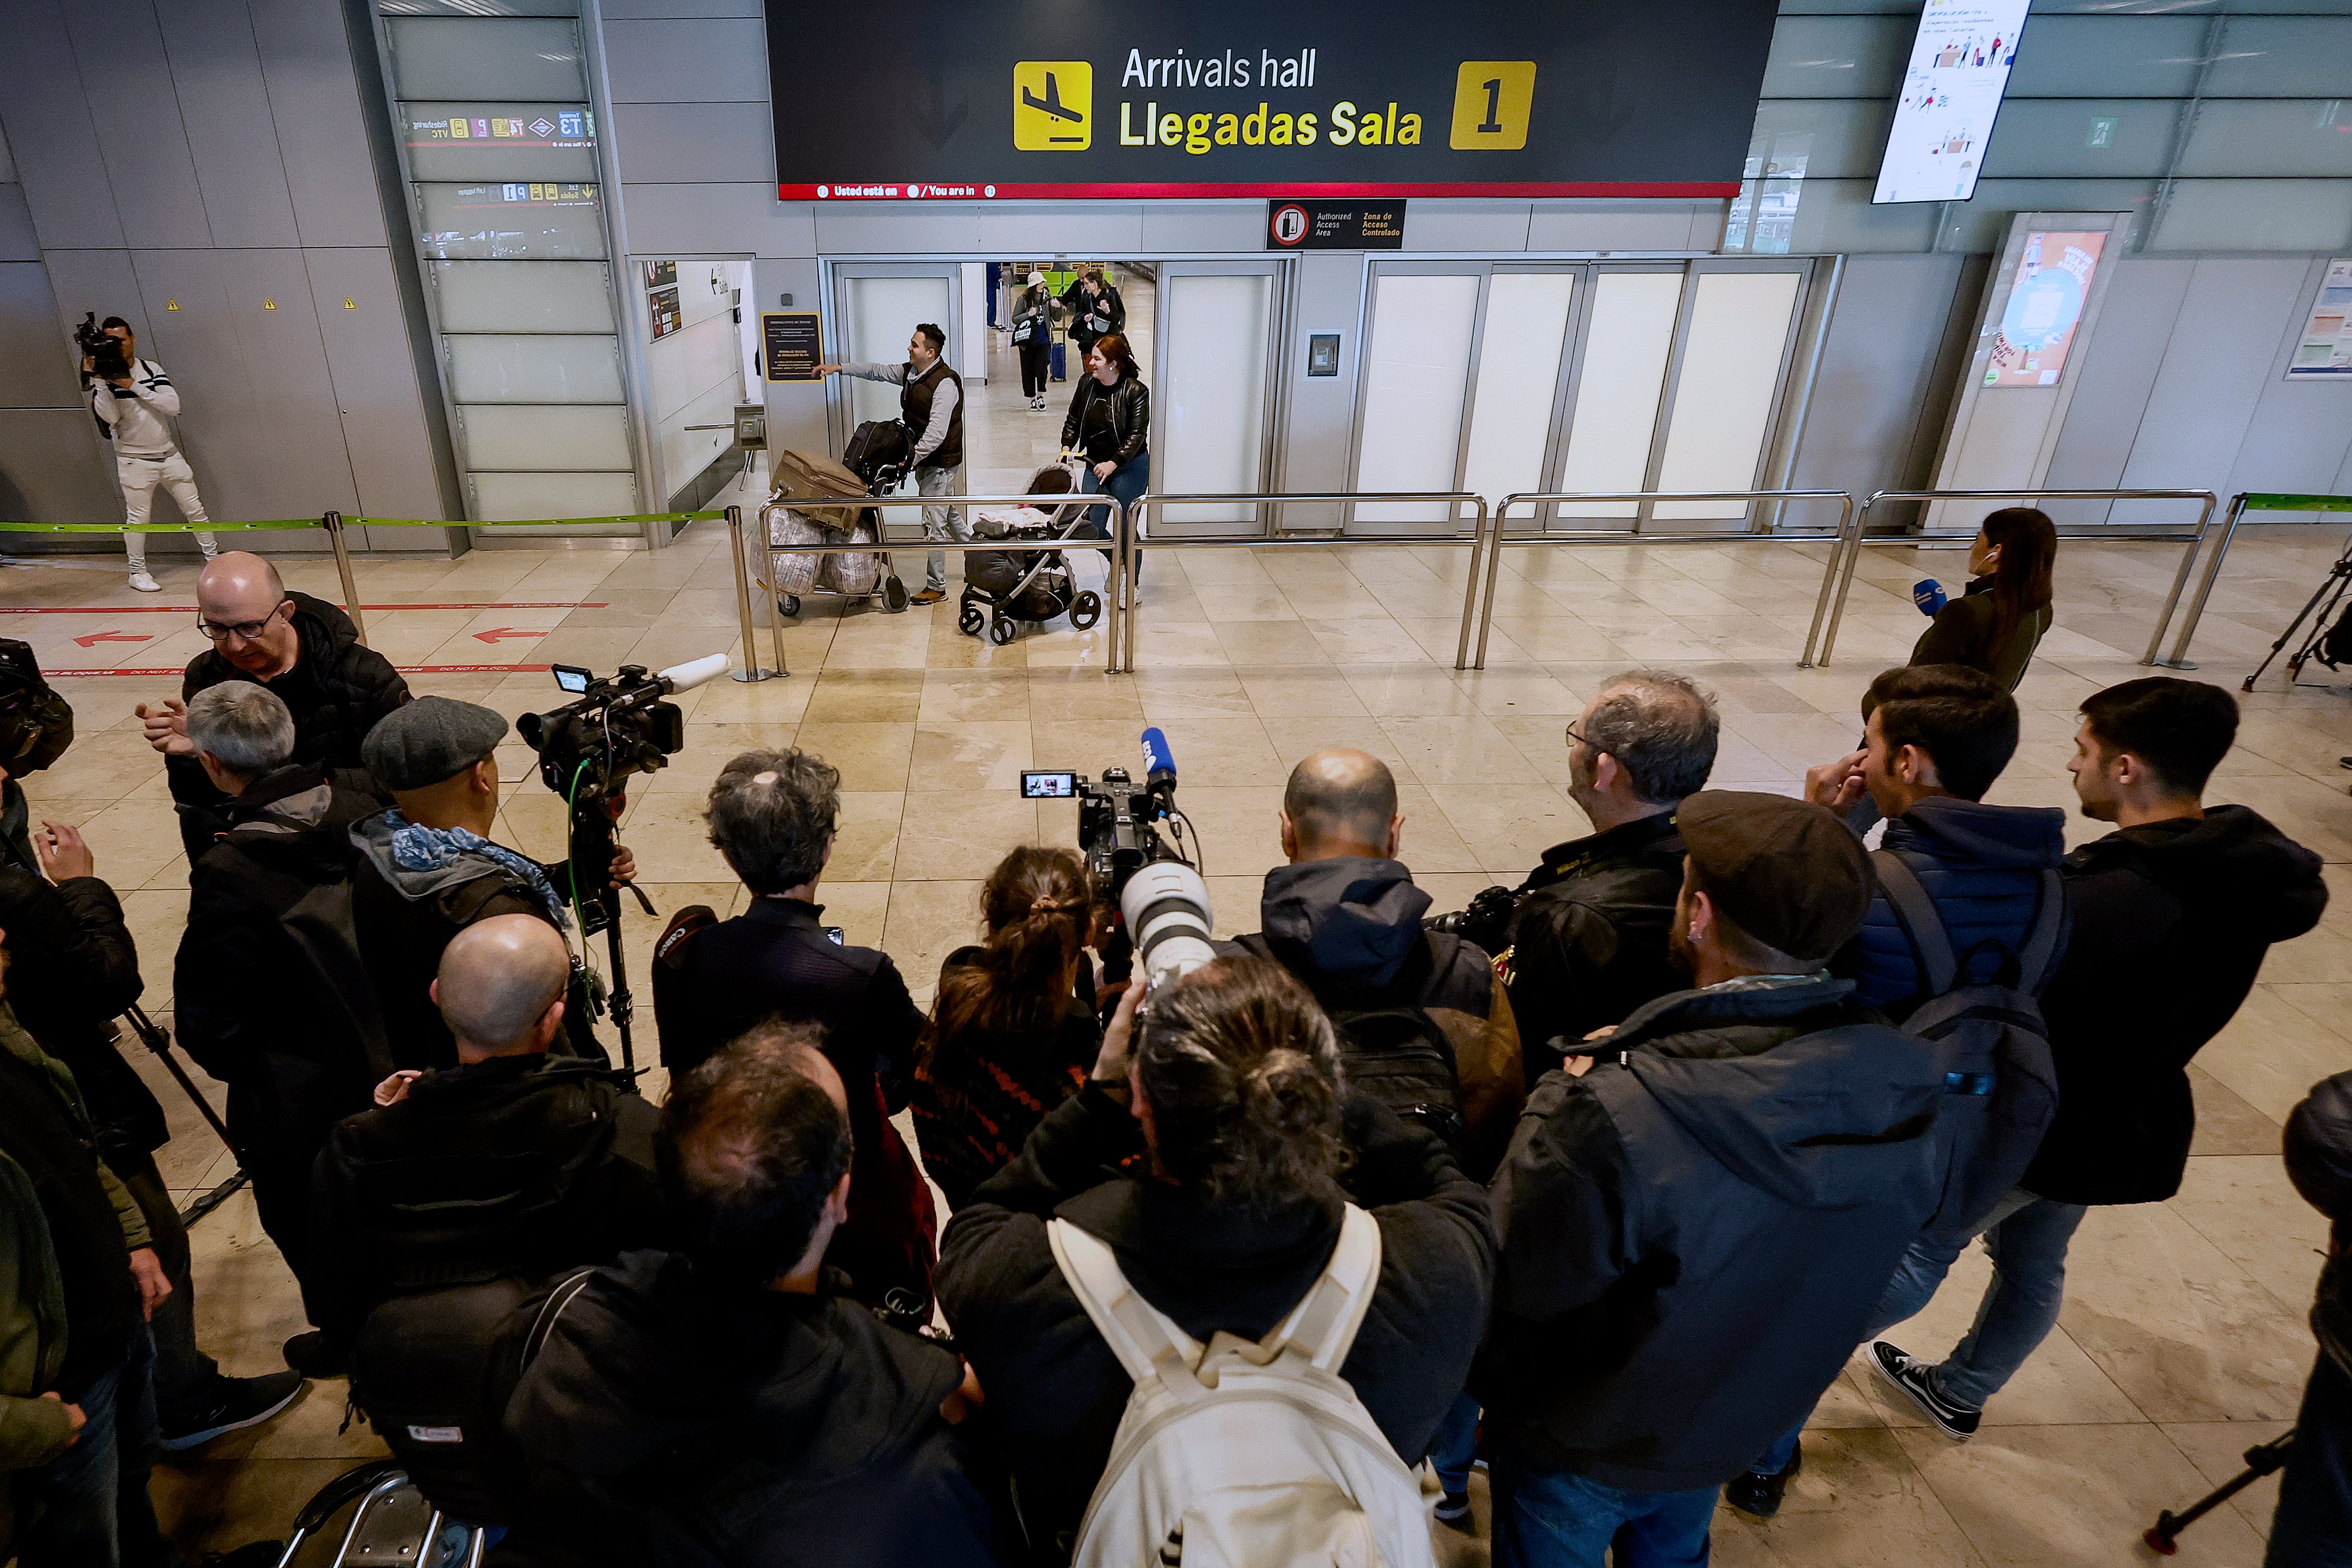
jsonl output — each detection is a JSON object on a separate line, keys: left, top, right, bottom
{"left": 648, "top": 285, "right": 682, "bottom": 340}
{"left": 2288, "top": 259, "right": 2352, "bottom": 377}
{"left": 1984, "top": 229, "right": 2105, "bottom": 388}
{"left": 1874, "top": 0, "right": 2029, "bottom": 205}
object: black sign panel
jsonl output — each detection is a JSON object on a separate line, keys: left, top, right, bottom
{"left": 769, "top": 0, "right": 1777, "bottom": 201}
{"left": 1268, "top": 199, "right": 1405, "bottom": 249}
{"left": 762, "top": 311, "right": 823, "bottom": 383}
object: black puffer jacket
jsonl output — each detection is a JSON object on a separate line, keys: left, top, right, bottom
{"left": 1503, "top": 812, "right": 1688, "bottom": 1074}
{"left": 2287, "top": 1069, "right": 2352, "bottom": 1377}
{"left": 2025, "top": 805, "right": 2327, "bottom": 1206}
{"left": 936, "top": 1084, "right": 1494, "bottom": 1559}
{"left": 0, "top": 869, "right": 158, "bottom": 1161}
{"left": 502, "top": 1252, "right": 1006, "bottom": 1568}
{"left": 1834, "top": 796, "right": 2068, "bottom": 1018}
{"left": 1475, "top": 975, "right": 1944, "bottom": 1493}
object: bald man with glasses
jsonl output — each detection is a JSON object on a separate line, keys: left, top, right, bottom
{"left": 137, "top": 552, "right": 409, "bottom": 862}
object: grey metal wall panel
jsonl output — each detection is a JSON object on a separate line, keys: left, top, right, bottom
{"left": 61, "top": 1, "right": 213, "bottom": 248}
{"left": 2227, "top": 260, "right": 2352, "bottom": 502}
{"left": 1789, "top": 254, "right": 1972, "bottom": 505}
{"left": 0, "top": 409, "right": 131, "bottom": 526}
{"left": 0, "top": 2, "right": 125, "bottom": 250}
{"left": 618, "top": 184, "right": 812, "bottom": 257}
{"left": 1404, "top": 201, "right": 1532, "bottom": 253}
{"left": 601, "top": 20, "right": 767, "bottom": 102}
{"left": 156, "top": 0, "right": 303, "bottom": 249}
{"left": 232, "top": 251, "right": 361, "bottom": 515}
{"left": 1529, "top": 202, "right": 1715, "bottom": 252}
{"left": 1139, "top": 203, "right": 1264, "bottom": 254}
{"left": 754, "top": 255, "right": 827, "bottom": 453}
{"left": 1276, "top": 251, "right": 1366, "bottom": 529}
{"left": 0, "top": 262, "right": 84, "bottom": 409}
{"left": 0, "top": 186, "right": 39, "bottom": 263}
{"left": 252, "top": 0, "right": 392, "bottom": 248}
{"left": 2042, "top": 258, "right": 2191, "bottom": 524}
{"left": 305, "top": 247, "right": 451, "bottom": 530}
{"left": 973, "top": 204, "right": 1143, "bottom": 254}
{"left": 610, "top": 103, "right": 772, "bottom": 184}
{"left": 0, "top": 124, "right": 15, "bottom": 183}
{"left": 40, "top": 250, "right": 146, "bottom": 346}
{"left": 815, "top": 204, "right": 983, "bottom": 253}
{"left": 601, "top": 0, "right": 760, "bottom": 15}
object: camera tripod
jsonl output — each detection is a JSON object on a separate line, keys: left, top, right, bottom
{"left": 562, "top": 791, "right": 655, "bottom": 1073}
{"left": 120, "top": 1002, "right": 251, "bottom": 1228}
{"left": 2242, "top": 530, "right": 2352, "bottom": 691}
{"left": 2144, "top": 1428, "right": 2294, "bottom": 1553}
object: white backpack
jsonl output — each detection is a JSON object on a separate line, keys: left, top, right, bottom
{"left": 1047, "top": 1204, "right": 1437, "bottom": 1568}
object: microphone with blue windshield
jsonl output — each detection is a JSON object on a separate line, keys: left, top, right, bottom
{"left": 1140, "top": 725, "right": 1177, "bottom": 805}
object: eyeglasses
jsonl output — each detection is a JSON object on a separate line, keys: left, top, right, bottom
{"left": 196, "top": 604, "right": 288, "bottom": 643}
{"left": 1564, "top": 722, "right": 1590, "bottom": 749}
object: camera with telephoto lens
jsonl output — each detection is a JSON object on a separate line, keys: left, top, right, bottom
{"left": 75, "top": 312, "right": 130, "bottom": 382}
{"left": 0, "top": 641, "right": 74, "bottom": 787}
{"left": 1424, "top": 884, "right": 1523, "bottom": 957}
{"left": 1020, "top": 727, "right": 1215, "bottom": 989}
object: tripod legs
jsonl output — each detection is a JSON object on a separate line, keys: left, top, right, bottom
{"left": 2244, "top": 541, "right": 2352, "bottom": 692}
{"left": 2144, "top": 1429, "right": 2296, "bottom": 1554}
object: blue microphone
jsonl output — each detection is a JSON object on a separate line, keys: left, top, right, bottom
{"left": 1913, "top": 578, "right": 1948, "bottom": 617}
{"left": 1139, "top": 726, "right": 1177, "bottom": 803}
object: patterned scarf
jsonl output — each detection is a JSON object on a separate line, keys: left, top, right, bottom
{"left": 385, "top": 811, "right": 567, "bottom": 928}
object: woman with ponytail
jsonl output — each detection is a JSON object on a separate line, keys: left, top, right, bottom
{"left": 1911, "top": 506, "right": 2058, "bottom": 690}
{"left": 912, "top": 845, "right": 1102, "bottom": 1211}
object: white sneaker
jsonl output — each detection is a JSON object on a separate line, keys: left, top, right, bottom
{"left": 128, "top": 570, "right": 161, "bottom": 593}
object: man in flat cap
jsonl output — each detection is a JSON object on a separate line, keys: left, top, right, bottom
{"left": 1472, "top": 791, "right": 1949, "bottom": 1568}
{"left": 349, "top": 696, "right": 636, "bottom": 1082}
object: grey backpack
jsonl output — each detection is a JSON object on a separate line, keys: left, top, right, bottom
{"left": 1871, "top": 851, "right": 2066, "bottom": 1246}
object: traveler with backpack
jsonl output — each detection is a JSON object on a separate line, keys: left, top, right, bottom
{"left": 936, "top": 956, "right": 1495, "bottom": 1564}
{"left": 913, "top": 845, "right": 1102, "bottom": 1213}
{"left": 1061, "top": 265, "right": 1124, "bottom": 364}
{"left": 502, "top": 1026, "right": 1008, "bottom": 1567}
{"left": 1492, "top": 671, "right": 1718, "bottom": 1079}
{"left": 1228, "top": 747, "right": 1524, "bottom": 1178}
{"left": 2269, "top": 1066, "right": 2352, "bottom": 1564}
{"left": 1476, "top": 791, "right": 1948, "bottom": 1568}
{"left": 1869, "top": 676, "right": 2326, "bottom": 1443}
{"left": 814, "top": 322, "right": 970, "bottom": 605}
{"left": 1011, "top": 270, "right": 1056, "bottom": 409}
{"left": 1724, "top": 663, "right": 2068, "bottom": 1517}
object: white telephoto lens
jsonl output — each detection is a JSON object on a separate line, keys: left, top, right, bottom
{"left": 1120, "top": 859, "right": 1216, "bottom": 987}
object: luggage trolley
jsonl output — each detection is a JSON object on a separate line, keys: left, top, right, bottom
{"left": 763, "top": 421, "right": 915, "bottom": 618}
{"left": 958, "top": 462, "right": 1105, "bottom": 645}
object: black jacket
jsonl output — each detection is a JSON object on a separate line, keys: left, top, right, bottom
{"left": 313, "top": 1054, "right": 662, "bottom": 1340}
{"left": 1834, "top": 796, "right": 2068, "bottom": 1018}
{"left": 935, "top": 1084, "right": 1494, "bottom": 1557}
{"left": 0, "top": 868, "right": 159, "bottom": 1161}
{"left": 2025, "top": 805, "right": 2327, "bottom": 1206}
{"left": 654, "top": 897, "right": 933, "bottom": 1306}
{"left": 1909, "top": 576, "right": 2051, "bottom": 692}
{"left": 1231, "top": 857, "right": 1523, "bottom": 1177}
{"left": 1503, "top": 812, "right": 1689, "bottom": 1073}
{"left": 2287, "top": 1069, "right": 2352, "bottom": 1377}
{"left": 167, "top": 591, "right": 409, "bottom": 861}
{"left": 502, "top": 1251, "right": 1005, "bottom": 1568}
{"left": 1475, "top": 975, "right": 1945, "bottom": 1493}
{"left": 1058, "top": 374, "right": 1148, "bottom": 468}
{"left": 1059, "top": 278, "right": 1123, "bottom": 342}
{"left": 912, "top": 948, "right": 1099, "bottom": 1214}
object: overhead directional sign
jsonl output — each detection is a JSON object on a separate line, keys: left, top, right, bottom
{"left": 771, "top": 0, "right": 1780, "bottom": 201}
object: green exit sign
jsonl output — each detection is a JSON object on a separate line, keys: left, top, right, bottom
{"left": 2087, "top": 117, "right": 2118, "bottom": 149}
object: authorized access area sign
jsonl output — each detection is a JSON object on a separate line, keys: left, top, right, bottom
{"left": 771, "top": 0, "right": 1779, "bottom": 201}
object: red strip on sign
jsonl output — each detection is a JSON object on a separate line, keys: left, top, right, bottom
{"left": 0, "top": 602, "right": 607, "bottom": 613}
{"left": 784, "top": 180, "right": 1741, "bottom": 200}
{"left": 48, "top": 663, "right": 558, "bottom": 678}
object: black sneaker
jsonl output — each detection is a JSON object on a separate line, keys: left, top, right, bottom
{"left": 1724, "top": 1446, "right": 1802, "bottom": 1519}
{"left": 282, "top": 1330, "right": 350, "bottom": 1379}
{"left": 1433, "top": 1490, "right": 1474, "bottom": 1533}
{"left": 1869, "top": 1341, "right": 1981, "bottom": 1440}
{"left": 161, "top": 1369, "right": 306, "bottom": 1451}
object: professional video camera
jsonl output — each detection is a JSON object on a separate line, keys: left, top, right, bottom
{"left": 1424, "top": 883, "right": 1523, "bottom": 957}
{"left": 75, "top": 311, "right": 130, "bottom": 382}
{"left": 516, "top": 653, "right": 728, "bottom": 1065}
{"left": 0, "top": 640, "right": 74, "bottom": 783}
{"left": 1022, "top": 726, "right": 1215, "bottom": 989}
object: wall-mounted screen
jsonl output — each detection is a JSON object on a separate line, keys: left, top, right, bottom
{"left": 1874, "top": 0, "right": 2028, "bottom": 205}
{"left": 1985, "top": 229, "right": 2105, "bottom": 388}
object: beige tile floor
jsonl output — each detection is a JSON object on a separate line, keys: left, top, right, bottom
{"left": 10, "top": 481, "right": 2352, "bottom": 1565}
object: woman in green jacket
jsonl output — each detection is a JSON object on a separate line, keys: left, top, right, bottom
{"left": 1910, "top": 506, "right": 2058, "bottom": 690}
{"left": 0, "top": 1152, "right": 81, "bottom": 1560}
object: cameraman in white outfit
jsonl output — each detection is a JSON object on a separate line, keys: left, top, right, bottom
{"left": 85, "top": 317, "right": 219, "bottom": 592}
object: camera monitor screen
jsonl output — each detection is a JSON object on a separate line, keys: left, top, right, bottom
{"left": 551, "top": 664, "right": 591, "bottom": 694}
{"left": 1022, "top": 770, "right": 1078, "bottom": 799}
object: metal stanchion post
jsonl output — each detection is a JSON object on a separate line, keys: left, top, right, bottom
{"left": 1105, "top": 498, "right": 1125, "bottom": 675}
{"left": 725, "top": 504, "right": 778, "bottom": 682}
{"left": 1121, "top": 499, "right": 1143, "bottom": 674}
{"left": 2147, "top": 495, "right": 2230, "bottom": 668}
{"left": 1800, "top": 498, "right": 1864, "bottom": 668}
{"left": 1453, "top": 501, "right": 1489, "bottom": 670}
{"left": 321, "top": 511, "right": 367, "bottom": 645}
{"left": 1812, "top": 496, "right": 1879, "bottom": 668}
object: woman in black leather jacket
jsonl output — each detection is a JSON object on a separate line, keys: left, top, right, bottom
{"left": 1059, "top": 332, "right": 1149, "bottom": 586}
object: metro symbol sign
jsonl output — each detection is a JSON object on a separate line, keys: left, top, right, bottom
{"left": 529, "top": 118, "right": 555, "bottom": 138}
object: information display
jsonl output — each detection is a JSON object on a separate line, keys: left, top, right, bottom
{"left": 762, "top": 311, "right": 823, "bottom": 383}
{"left": 2289, "top": 259, "right": 2352, "bottom": 377}
{"left": 1984, "top": 229, "right": 2105, "bottom": 388}
{"left": 1874, "top": 0, "right": 2028, "bottom": 205}
{"left": 769, "top": 0, "right": 1779, "bottom": 200}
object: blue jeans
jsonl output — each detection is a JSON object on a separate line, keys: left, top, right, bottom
{"left": 1081, "top": 450, "right": 1148, "bottom": 582}
{"left": 1430, "top": 1390, "right": 1481, "bottom": 1494}
{"left": 1491, "top": 1438, "right": 1716, "bottom": 1568}
{"left": 18, "top": 1323, "right": 166, "bottom": 1568}
{"left": 1748, "top": 1187, "right": 2088, "bottom": 1475}
{"left": 2268, "top": 1351, "right": 2352, "bottom": 1567}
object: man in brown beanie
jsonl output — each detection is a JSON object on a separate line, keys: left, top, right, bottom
{"left": 1472, "top": 791, "right": 1948, "bottom": 1568}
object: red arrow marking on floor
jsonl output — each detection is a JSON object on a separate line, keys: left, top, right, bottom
{"left": 45, "top": 663, "right": 558, "bottom": 678}
{"left": 73, "top": 631, "right": 152, "bottom": 647}
{"left": 472, "top": 626, "right": 548, "bottom": 644}
{"left": 0, "top": 602, "right": 607, "bottom": 613}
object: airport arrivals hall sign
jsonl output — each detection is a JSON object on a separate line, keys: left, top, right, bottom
{"left": 769, "top": 0, "right": 1779, "bottom": 201}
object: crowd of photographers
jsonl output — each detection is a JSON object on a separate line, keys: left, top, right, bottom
{"left": 0, "top": 546, "right": 2346, "bottom": 1567}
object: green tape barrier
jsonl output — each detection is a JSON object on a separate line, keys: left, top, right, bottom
{"left": 2242, "top": 493, "right": 2352, "bottom": 513}
{"left": 345, "top": 511, "right": 727, "bottom": 528}
{"left": 0, "top": 518, "right": 318, "bottom": 533}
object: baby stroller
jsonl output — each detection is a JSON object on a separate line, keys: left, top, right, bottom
{"left": 959, "top": 463, "right": 1104, "bottom": 645}
{"left": 763, "top": 420, "right": 913, "bottom": 617}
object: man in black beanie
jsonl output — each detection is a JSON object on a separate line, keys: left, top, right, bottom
{"left": 1473, "top": 791, "right": 1949, "bottom": 1568}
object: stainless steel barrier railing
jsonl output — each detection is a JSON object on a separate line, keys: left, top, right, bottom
{"left": 731, "top": 492, "right": 1130, "bottom": 677}
{"left": 1467, "top": 491, "right": 1855, "bottom": 670}
{"left": 1805, "top": 489, "right": 2219, "bottom": 669}
{"left": 1115, "top": 493, "right": 1489, "bottom": 674}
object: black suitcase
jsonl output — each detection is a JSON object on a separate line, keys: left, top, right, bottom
{"left": 842, "top": 419, "right": 910, "bottom": 483}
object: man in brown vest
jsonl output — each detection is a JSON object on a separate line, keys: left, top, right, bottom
{"left": 815, "top": 323, "right": 968, "bottom": 605}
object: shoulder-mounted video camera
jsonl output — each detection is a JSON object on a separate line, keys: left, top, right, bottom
{"left": 75, "top": 312, "right": 130, "bottom": 382}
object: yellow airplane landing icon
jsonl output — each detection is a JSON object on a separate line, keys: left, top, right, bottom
{"left": 1014, "top": 61, "right": 1091, "bottom": 150}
